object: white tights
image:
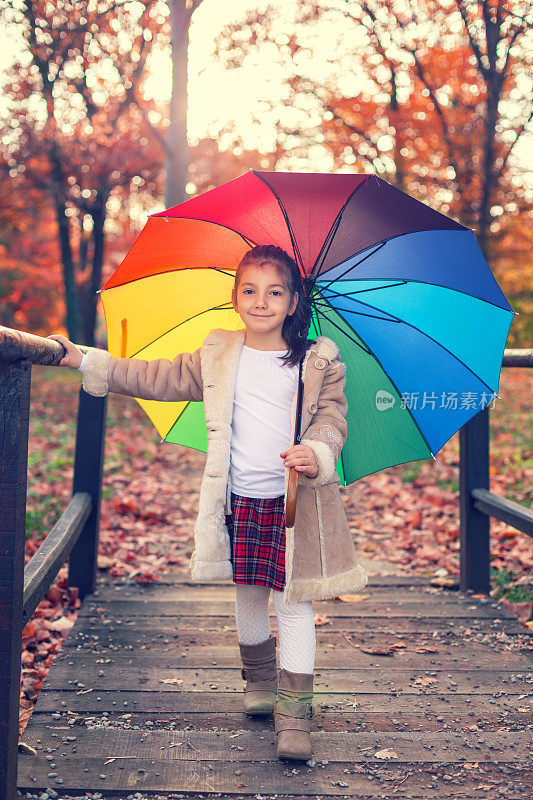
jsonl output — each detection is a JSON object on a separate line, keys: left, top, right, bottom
{"left": 235, "top": 583, "right": 316, "bottom": 674}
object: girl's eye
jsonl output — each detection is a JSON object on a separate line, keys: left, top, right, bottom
{"left": 242, "top": 289, "right": 282, "bottom": 295}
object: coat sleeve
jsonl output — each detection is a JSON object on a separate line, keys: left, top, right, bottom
{"left": 80, "top": 346, "right": 204, "bottom": 402}
{"left": 297, "top": 357, "right": 348, "bottom": 487}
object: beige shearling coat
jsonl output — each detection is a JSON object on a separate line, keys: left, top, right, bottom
{"left": 80, "top": 327, "right": 367, "bottom": 603}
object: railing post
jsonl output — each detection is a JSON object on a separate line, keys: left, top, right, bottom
{"left": 68, "top": 386, "right": 107, "bottom": 598}
{"left": 459, "top": 405, "right": 491, "bottom": 594}
{"left": 0, "top": 358, "right": 31, "bottom": 800}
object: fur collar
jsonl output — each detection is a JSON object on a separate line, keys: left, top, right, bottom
{"left": 203, "top": 328, "right": 340, "bottom": 364}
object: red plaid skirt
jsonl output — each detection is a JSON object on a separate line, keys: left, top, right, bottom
{"left": 225, "top": 491, "right": 286, "bottom": 590}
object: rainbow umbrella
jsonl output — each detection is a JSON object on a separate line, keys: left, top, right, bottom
{"left": 99, "top": 170, "right": 516, "bottom": 485}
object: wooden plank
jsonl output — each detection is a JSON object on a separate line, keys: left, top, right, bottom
{"left": 28, "top": 710, "right": 532, "bottom": 735}
{"left": 41, "top": 665, "right": 533, "bottom": 693}
{"left": 77, "top": 599, "right": 515, "bottom": 618}
{"left": 16, "top": 726, "right": 533, "bottom": 797}
{"left": 64, "top": 625, "right": 531, "bottom": 650}
{"left": 16, "top": 753, "right": 533, "bottom": 798}
{"left": 54, "top": 640, "right": 533, "bottom": 670}
{"left": 95, "top": 573, "right": 436, "bottom": 587}
{"left": 18, "top": 724, "right": 533, "bottom": 763}
{"left": 89, "top": 583, "right": 495, "bottom": 604}
{"left": 66, "top": 613, "right": 526, "bottom": 634}
{"left": 33, "top": 689, "right": 531, "bottom": 720}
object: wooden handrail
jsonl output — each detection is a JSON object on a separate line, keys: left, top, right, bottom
{"left": 502, "top": 349, "right": 533, "bottom": 367}
{"left": 0, "top": 324, "right": 89, "bottom": 365}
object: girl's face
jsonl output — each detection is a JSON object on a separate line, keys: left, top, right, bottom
{"left": 232, "top": 262, "right": 298, "bottom": 339}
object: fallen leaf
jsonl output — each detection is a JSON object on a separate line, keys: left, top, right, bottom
{"left": 18, "top": 742, "right": 37, "bottom": 755}
{"left": 97, "top": 555, "right": 115, "bottom": 570}
{"left": 336, "top": 593, "right": 369, "bottom": 603}
{"left": 47, "top": 616, "right": 74, "bottom": 632}
{"left": 374, "top": 748, "right": 398, "bottom": 759}
{"left": 412, "top": 676, "right": 437, "bottom": 686}
{"left": 104, "top": 756, "right": 131, "bottom": 765}
{"left": 360, "top": 647, "right": 395, "bottom": 656}
{"left": 430, "top": 576, "right": 455, "bottom": 588}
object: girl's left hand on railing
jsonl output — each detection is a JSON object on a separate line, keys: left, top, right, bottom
{"left": 280, "top": 444, "right": 318, "bottom": 478}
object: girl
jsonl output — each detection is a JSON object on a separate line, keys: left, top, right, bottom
{"left": 48, "top": 244, "right": 367, "bottom": 762}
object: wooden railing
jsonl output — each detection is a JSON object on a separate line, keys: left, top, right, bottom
{"left": 459, "top": 347, "right": 533, "bottom": 593}
{"left": 0, "top": 326, "right": 106, "bottom": 800}
{"left": 0, "top": 323, "right": 531, "bottom": 800}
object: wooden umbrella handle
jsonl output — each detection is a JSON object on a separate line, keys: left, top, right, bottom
{"left": 285, "top": 355, "right": 304, "bottom": 528}
{"left": 285, "top": 465, "right": 298, "bottom": 528}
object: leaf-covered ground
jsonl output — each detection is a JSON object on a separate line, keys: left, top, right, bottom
{"left": 18, "top": 365, "right": 532, "bottom": 735}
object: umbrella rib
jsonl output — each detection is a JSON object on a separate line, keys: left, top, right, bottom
{"left": 151, "top": 213, "right": 259, "bottom": 250}
{"left": 312, "top": 294, "right": 401, "bottom": 324}
{"left": 251, "top": 170, "right": 304, "bottom": 273}
{"left": 318, "top": 275, "right": 518, "bottom": 316}
{"left": 318, "top": 280, "right": 408, "bottom": 298}
{"left": 311, "top": 175, "right": 373, "bottom": 281}
{"left": 315, "top": 284, "right": 505, "bottom": 395}
{"left": 98, "top": 266, "right": 237, "bottom": 294}
{"left": 319, "top": 280, "right": 517, "bottom": 320}
{"left": 318, "top": 242, "right": 388, "bottom": 293}
{"left": 311, "top": 295, "right": 438, "bottom": 460}
{"left": 128, "top": 301, "right": 234, "bottom": 359}
{"left": 316, "top": 285, "right": 403, "bottom": 322}
{"left": 310, "top": 299, "right": 373, "bottom": 356}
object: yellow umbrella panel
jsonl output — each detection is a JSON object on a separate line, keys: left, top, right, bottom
{"left": 101, "top": 265, "right": 244, "bottom": 449}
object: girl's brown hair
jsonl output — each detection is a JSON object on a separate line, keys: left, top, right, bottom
{"left": 232, "top": 244, "right": 316, "bottom": 368}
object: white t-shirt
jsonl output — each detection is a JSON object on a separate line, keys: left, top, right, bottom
{"left": 79, "top": 345, "right": 300, "bottom": 499}
{"left": 229, "top": 345, "right": 299, "bottom": 499}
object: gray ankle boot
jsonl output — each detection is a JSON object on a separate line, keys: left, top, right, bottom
{"left": 238, "top": 634, "right": 277, "bottom": 715}
{"left": 274, "top": 667, "right": 314, "bottom": 761}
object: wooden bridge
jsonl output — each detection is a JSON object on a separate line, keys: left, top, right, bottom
{"left": 2, "top": 326, "right": 532, "bottom": 800}
{"left": 15, "top": 571, "right": 533, "bottom": 798}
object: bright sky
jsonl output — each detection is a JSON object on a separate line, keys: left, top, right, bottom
{"left": 0, "top": 0, "right": 530, "bottom": 179}
{"left": 0, "top": 0, "right": 333, "bottom": 171}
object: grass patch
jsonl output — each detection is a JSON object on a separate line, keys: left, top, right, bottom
{"left": 398, "top": 461, "right": 424, "bottom": 484}
{"left": 435, "top": 477, "right": 459, "bottom": 493}
{"left": 491, "top": 567, "right": 533, "bottom": 619}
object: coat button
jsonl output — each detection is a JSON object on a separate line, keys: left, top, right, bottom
{"left": 308, "top": 402, "right": 318, "bottom": 414}
{"left": 314, "top": 358, "right": 326, "bottom": 370}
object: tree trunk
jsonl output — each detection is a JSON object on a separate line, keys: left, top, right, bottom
{"left": 390, "top": 68, "right": 406, "bottom": 191}
{"left": 165, "top": 0, "right": 192, "bottom": 207}
{"left": 81, "top": 187, "right": 108, "bottom": 347}
{"left": 54, "top": 196, "right": 81, "bottom": 343}
{"left": 477, "top": 85, "right": 499, "bottom": 260}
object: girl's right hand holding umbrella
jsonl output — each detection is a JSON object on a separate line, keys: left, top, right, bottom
{"left": 46, "top": 334, "right": 83, "bottom": 369}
